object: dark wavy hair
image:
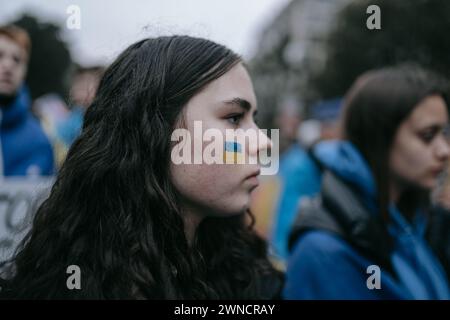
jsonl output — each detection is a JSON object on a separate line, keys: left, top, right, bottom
{"left": 0, "top": 36, "right": 281, "bottom": 299}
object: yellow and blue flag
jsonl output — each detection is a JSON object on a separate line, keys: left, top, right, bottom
{"left": 224, "top": 141, "right": 243, "bottom": 164}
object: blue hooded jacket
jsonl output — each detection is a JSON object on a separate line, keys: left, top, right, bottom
{"left": 283, "top": 141, "right": 450, "bottom": 299}
{"left": 0, "top": 86, "right": 54, "bottom": 176}
{"left": 270, "top": 144, "right": 321, "bottom": 261}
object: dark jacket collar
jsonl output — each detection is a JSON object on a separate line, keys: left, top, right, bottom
{"left": 0, "top": 86, "right": 30, "bottom": 130}
{"left": 289, "top": 170, "right": 395, "bottom": 275}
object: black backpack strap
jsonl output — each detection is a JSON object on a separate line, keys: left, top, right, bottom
{"left": 306, "top": 143, "right": 324, "bottom": 173}
{"left": 288, "top": 196, "right": 345, "bottom": 252}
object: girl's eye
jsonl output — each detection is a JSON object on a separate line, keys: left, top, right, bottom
{"left": 227, "top": 113, "right": 244, "bottom": 126}
{"left": 442, "top": 125, "right": 450, "bottom": 141}
{"left": 420, "top": 128, "right": 438, "bottom": 143}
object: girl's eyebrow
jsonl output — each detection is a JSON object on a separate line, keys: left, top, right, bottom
{"left": 223, "top": 97, "right": 253, "bottom": 112}
{"left": 417, "top": 122, "right": 447, "bottom": 131}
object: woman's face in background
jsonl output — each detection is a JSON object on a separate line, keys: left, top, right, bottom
{"left": 170, "top": 63, "right": 271, "bottom": 218}
{"left": 0, "top": 35, "right": 27, "bottom": 96}
{"left": 389, "top": 95, "right": 450, "bottom": 191}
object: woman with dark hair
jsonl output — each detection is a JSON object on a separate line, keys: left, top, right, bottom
{"left": 284, "top": 64, "right": 450, "bottom": 299}
{"left": 0, "top": 36, "right": 282, "bottom": 299}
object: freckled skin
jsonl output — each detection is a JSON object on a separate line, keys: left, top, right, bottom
{"left": 170, "top": 63, "right": 271, "bottom": 218}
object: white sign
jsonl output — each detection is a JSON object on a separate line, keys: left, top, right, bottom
{"left": 0, "top": 178, "right": 54, "bottom": 263}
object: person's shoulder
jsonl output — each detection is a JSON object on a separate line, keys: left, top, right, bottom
{"left": 281, "top": 145, "right": 319, "bottom": 174}
{"left": 292, "top": 230, "right": 352, "bottom": 257}
{"left": 287, "top": 230, "right": 370, "bottom": 283}
{"left": 23, "top": 114, "right": 52, "bottom": 145}
{"left": 289, "top": 229, "right": 368, "bottom": 272}
{"left": 283, "top": 145, "right": 309, "bottom": 162}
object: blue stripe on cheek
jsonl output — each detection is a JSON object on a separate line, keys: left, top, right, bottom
{"left": 224, "top": 141, "right": 242, "bottom": 153}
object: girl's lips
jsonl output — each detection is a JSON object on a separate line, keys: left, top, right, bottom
{"left": 431, "top": 167, "right": 445, "bottom": 177}
{"left": 246, "top": 176, "right": 260, "bottom": 192}
{"left": 244, "top": 169, "right": 260, "bottom": 190}
{"left": 0, "top": 78, "right": 14, "bottom": 87}
{"left": 245, "top": 168, "right": 261, "bottom": 180}
{"left": 245, "top": 175, "right": 259, "bottom": 185}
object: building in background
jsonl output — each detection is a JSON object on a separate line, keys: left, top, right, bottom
{"left": 249, "top": 0, "right": 352, "bottom": 128}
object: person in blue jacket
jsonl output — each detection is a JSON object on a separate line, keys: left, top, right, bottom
{"left": 270, "top": 99, "right": 342, "bottom": 262}
{"left": 270, "top": 143, "right": 321, "bottom": 261}
{"left": 0, "top": 25, "right": 54, "bottom": 177}
{"left": 284, "top": 64, "right": 450, "bottom": 299}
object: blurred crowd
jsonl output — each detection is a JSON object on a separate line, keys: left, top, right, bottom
{"left": 1, "top": 22, "right": 450, "bottom": 300}
{"left": 0, "top": 25, "right": 104, "bottom": 177}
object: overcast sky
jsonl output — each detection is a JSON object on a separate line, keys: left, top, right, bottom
{"left": 0, "top": 0, "right": 291, "bottom": 66}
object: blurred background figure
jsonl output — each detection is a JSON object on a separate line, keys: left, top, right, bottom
{"left": 268, "top": 97, "right": 342, "bottom": 265}
{"left": 56, "top": 65, "right": 104, "bottom": 150}
{"left": 297, "top": 119, "right": 321, "bottom": 148}
{"left": 0, "top": 24, "right": 54, "bottom": 177}
{"left": 433, "top": 163, "right": 450, "bottom": 211}
{"left": 276, "top": 97, "right": 303, "bottom": 155}
{"left": 284, "top": 64, "right": 450, "bottom": 299}
{"left": 427, "top": 163, "right": 450, "bottom": 284}
{"left": 1, "top": 0, "right": 450, "bottom": 297}
{"left": 309, "top": 98, "right": 342, "bottom": 141}
{"left": 251, "top": 97, "right": 303, "bottom": 251}
{"left": 251, "top": 97, "right": 303, "bottom": 247}
{"left": 32, "top": 93, "right": 69, "bottom": 168}
{"left": 30, "top": 63, "right": 104, "bottom": 169}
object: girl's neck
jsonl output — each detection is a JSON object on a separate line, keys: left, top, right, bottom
{"left": 390, "top": 183, "right": 402, "bottom": 204}
{"left": 389, "top": 181, "right": 425, "bottom": 222}
{"left": 182, "top": 206, "right": 204, "bottom": 246}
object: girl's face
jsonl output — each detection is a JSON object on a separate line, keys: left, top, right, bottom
{"left": 0, "top": 35, "right": 27, "bottom": 96}
{"left": 389, "top": 95, "right": 450, "bottom": 191}
{"left": 170, "top": 63, "right": 271, "bottom": 218}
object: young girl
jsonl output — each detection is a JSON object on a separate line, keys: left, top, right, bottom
{"left": 284, "top": 64, "right": 450, "bottom": 299}
{"left": 0, "top": 36, "right": 282, "bottom": 299}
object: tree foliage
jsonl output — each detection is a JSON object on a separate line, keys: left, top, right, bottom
{"left": 314, "top": 0, "right": 450, "bottom": 99}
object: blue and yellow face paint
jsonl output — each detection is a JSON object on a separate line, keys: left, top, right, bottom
{"left": 224, "top": 141, "right": 244, "bottom": 164}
